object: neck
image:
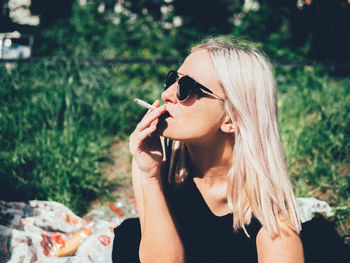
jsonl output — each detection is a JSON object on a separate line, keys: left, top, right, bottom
{"left": 185, "top": 133, "right": 234, "bottom": 185}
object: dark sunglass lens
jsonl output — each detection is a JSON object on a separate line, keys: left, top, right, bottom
{"left": 177, "top": 76, "right": 194, "bottom": 101}
{"left": 164, "top": 71, "right": 178, "bottom": 90}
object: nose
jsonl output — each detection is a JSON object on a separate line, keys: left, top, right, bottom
{"left": 161, "top": 83, "right": 178, "bottom": 104}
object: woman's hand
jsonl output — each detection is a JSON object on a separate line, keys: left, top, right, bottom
{"left": 129, "top": 100, "right": 166, "bottom": 180}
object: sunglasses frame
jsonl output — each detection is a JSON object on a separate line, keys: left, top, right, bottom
{"left": 164, "top": 70, "right": 225, "bottom": 102}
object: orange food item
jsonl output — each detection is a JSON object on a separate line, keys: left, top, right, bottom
{"left": 50, "top": 233, "right": 65, "bottom": 248}
{"left": 55, "top": 228, "right": 91, "bottom": 257}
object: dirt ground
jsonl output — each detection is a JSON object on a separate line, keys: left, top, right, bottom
{"left": 90, "top": 141, "right": 134, "bottom": 209}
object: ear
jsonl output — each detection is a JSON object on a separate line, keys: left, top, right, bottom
{"left": 220, "top": 115, "right": 235, "bottom": 134}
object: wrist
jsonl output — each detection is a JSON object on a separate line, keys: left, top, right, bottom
{"left": 140, "top": 173, "right": 162, "bottom": 185}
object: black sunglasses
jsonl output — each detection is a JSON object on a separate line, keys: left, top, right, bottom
{"left": 164, "top": 70, "right": 224, "bottom": 102}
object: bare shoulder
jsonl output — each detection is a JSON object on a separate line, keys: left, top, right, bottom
{"left": 256, "top": 221, "right": 304, "bottom": 263}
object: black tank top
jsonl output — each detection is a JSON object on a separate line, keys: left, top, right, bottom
{"left": 164, "top": 175, "right": 262, "bottom": 263}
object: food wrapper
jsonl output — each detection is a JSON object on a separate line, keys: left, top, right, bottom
{"left": 297, "top": 197, "right": 334, "bottom": 223}
{"left": 1, "top": 198, "right": 137, "bottom": 263}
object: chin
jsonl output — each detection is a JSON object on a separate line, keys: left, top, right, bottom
{"left": 158, "top": 126, "right": 172, "bottom": 138}
{"left": 157, "top": 119, "right": 183, "bottom": 140}
{"left": 157, "top": 124, "right": 175, "bottom": 140}
{"left": 157, "top": 115, "right": 193, "bottom": 141}
{"left": 159, "top": 129, "right": 192, "bottom": 142}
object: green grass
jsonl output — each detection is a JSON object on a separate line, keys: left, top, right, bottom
{"left": 1, "top": 60, "right": 349, "bottom": 235}
{"left": 0, "top": 59, "right": 163, "bottom": 215}
{"left": 277, "top": 67, "right": 350, "bottom": 237}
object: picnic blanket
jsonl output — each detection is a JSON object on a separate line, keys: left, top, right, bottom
{"left": 0, "top": 198, "right": 332, "bottom": 263}
{"left": 0, "top": 198, "right": 137, "bottom": 263}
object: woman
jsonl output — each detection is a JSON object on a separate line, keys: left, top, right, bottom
{"left": 113, "top": 37, "right": 304, "bottom": 263}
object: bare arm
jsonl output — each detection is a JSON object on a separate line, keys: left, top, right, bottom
{"left": 129, "top": 100, "right": 184, "bottom": 263}
{"left": 256, "top": 224, "right": 304, "bottom": 263}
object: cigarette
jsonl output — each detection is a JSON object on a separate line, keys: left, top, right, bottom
{"left": 134, "top": 98, "right": 156, "bottom": 110}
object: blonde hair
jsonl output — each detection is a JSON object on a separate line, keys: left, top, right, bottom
{"left": 166, "top": 37, "right": 301, "bottom": 237}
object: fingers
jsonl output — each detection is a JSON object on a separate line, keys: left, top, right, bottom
{"left": 129, "top": 100, "right": 164, "bottom": 155}
{"left": 129, "top": 120, "right": 159, "bottom": 155}
{"left": 136, "top": 122, "right": 158, "bottom": 142}
{"left": 145, "top": 100, "right": 161, "bottom": 114}
{"left": 151, "top": 99, "right": 161, "bottom": 110}
{"left": 136, "top": 103, "right": 166, "bottom": 132}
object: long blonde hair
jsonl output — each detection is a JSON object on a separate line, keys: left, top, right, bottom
{"left": 166, "top": 37, "right": 301, "bottom": 237}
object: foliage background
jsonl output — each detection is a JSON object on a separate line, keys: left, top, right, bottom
{"left": 0, "top": 0, "right": 349, "bottom": 236}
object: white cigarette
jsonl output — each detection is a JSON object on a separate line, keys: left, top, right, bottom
{"left": 134, "top": 98, "right": 156, "bottom": 110}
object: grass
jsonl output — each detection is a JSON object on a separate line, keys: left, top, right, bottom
{"left": 277, "top": 67, "right": 350, "bottom": 239}
{"left": 0, "top": 58, "right": 163, "bottom": 215}
{"left": 1, "top": 60, "right": 349, "bottom": 237}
